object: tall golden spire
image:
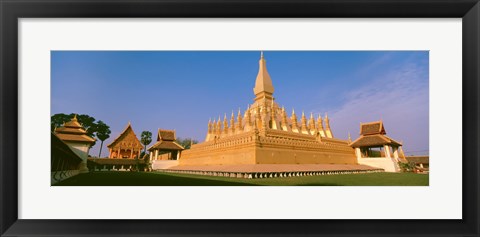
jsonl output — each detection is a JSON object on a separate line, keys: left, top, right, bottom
{"left": 236, "top": 108, "right": 243, "bottom": 132}
{"left": 230, "top": 111, "right": 235, "bottom": 134}
{"left": 291, "top": 109, "right": 299, "bottom": 133}
{"left": 253, "top": 51, "right": 274, "bottom": 102}
{"left": 300, "top": 111, "right": 309, "bottom": 134}
{"left": 223, "top": 114, "right": 229, "bottom": 134}
{"left": 324, "top": 112, "right": 333, "bottom": 138}
{"left": 309, "top": 112, "right": 316, "bottom": 132}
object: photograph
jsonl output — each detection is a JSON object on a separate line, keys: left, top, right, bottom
{"left": 2, "top": 0, "right": 478, "bottom": 235}
{"left": 51, "top": 50, "right": 429, "bottom": 186}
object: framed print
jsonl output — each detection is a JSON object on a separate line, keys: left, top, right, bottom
{"left": 1, "top": 0, "right": 479, "bottom": 236}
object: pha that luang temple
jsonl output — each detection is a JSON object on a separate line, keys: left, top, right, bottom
{"left": 180, "top": 53, "right": 356, "bottom": 166}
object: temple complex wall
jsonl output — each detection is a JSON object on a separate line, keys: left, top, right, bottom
{"left": 180, "top": 130, "right": 357, "bottom": 166}
{"left": 255, "top": 147, "right": 356, "bottom": 164}
{"left": 356, "top": 157, "right": 401, "bottom": 172}
{"left": 180, "top": 146, "right": 256, "bottom": 165}
{"left": 152, "top": 160, "right": 179, "bottom": 170}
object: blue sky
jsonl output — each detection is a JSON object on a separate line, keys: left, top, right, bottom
{"left": 51, "top": 51, "right": 429, "bottom": 157}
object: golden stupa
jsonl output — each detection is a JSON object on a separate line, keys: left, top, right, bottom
{"left": 180, "top": 52, "right": 356, "bottom": 166}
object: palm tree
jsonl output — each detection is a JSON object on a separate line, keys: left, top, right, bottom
{"left": 96, "top": 121, "right": 111, "bottom": 157}
{"left": 141, "top": 131, "right": 152, "bottom": 154}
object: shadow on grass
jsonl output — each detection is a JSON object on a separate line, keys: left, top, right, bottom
{"left": 298, "top": 183, "right": 344, "bottom": 186}
{"left": 54, "top": 171, "right": 259, "bottom": 186}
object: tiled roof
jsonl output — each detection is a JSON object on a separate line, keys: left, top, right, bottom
{"left": 360, "top": 121, "right": 386, "bottom": 135}
{"left": 55, "top": 127, "right": 86, "bottom": 135}
{"left": 148, "top": 141, "right": 184, "bottom": 151}
{"left": 158, "top": 129, "right": 176, "bottom": 141}
{"left": 55, "top": 133, "right": 96, "bottom": 143}
{"left": 63, "top": 116, "right": 83, "bottom": 128}
{"left": 54, "top": 115, "right": 95, "bottom": 144}
{"left": 350, "top": 134, "right": 401, "bottom": 148}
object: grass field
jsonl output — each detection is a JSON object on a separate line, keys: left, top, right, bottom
{"left": 54, "top": 171, "right": 429, "bottom": 186}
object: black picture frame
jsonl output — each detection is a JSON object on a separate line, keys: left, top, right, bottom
{"left": 1, "top": 0, "right": 479, "bottom": 236}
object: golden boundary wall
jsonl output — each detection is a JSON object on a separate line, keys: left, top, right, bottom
{"left": 180, "top": 130, "right": 356, "bottom": 166}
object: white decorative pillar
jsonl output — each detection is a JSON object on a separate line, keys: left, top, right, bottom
{"left": 177, "top": 151, "right": 180, "bottom": 160}
{"left": 130, "top": 149, "right": 134, "bottom": 158}
{"left": 384, "top": 145, "right": 391, "bottom": 158}
{"left": 355, "top": 148, "right": 362, "bottom": 159}
{"left": 392, "top": 146, "right": 399, "bottom": 159}
{"left": 155, "top": 150, "right": 159, "bottom": 160}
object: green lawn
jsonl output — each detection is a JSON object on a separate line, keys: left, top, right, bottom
{"left": 54, "top": 171, "right": 429, "bottom": 186}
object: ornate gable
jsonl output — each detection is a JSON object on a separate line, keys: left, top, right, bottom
{"left": 107, "top": 123, "right": 143, "bottom": 149}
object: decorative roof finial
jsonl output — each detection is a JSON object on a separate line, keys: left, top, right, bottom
{"left": 260, "top": 51, "right": 264, "bottom": 58}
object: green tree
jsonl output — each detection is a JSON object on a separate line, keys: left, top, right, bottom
{"left": 176, "top": 137, "right": 198, "bottom": 149}
{"left": 95, "top": 120, "right": 111, "bottom": 158}
{"left": 75, "top": 114, "right": 97, "bottom": 138}
{"left": 51, "top": 113, "right": 106, "bottom": 148}
{"left": 141, "top": 131, "right": 152, "bottom": 154}
{"left": 51, "top": 113, "right": 72, "bottom": 131}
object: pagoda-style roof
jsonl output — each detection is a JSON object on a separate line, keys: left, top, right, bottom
{"left": 360, "top": 121, "right": 386, "bottom": 135}
{"left": 157, "top": 129, "right": 176, "bottom": 141}
{"left": 350, "top": 134, "right": 401, "bottom": 148}
{"left": 148, "top": 141, "right": 184, "bottom": 151}
{"left": 350, "top": 121, "right": 401, "bottom": 148}
{"left": 107, "top": 122, "right": 143, "bottom": 149}
{"left": 148, "top": 129, "right": 184, "bottom": 151}
{"left": 54, "top": 115, "right": 96, "bottom": 144}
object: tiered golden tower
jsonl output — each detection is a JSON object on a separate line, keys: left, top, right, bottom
{"left": 180, "top": 53, "right": 356, "bottom": 166}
